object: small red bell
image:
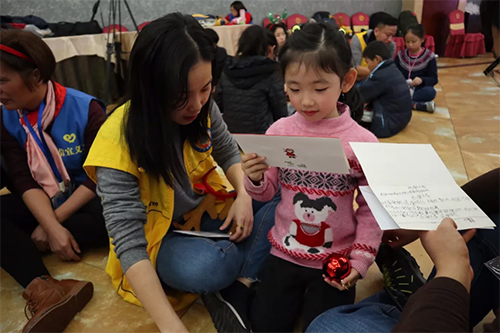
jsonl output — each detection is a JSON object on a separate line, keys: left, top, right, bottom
{"left": 322, "top": 253, "right": 351, "bottom": 282}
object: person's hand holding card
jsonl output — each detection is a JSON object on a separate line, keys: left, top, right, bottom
{"left": 242, "top": 153, "right": 270, "bottom": 185}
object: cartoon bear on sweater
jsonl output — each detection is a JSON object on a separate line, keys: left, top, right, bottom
{"left": 284, "top": 192, "right": 337, "bottom": 254}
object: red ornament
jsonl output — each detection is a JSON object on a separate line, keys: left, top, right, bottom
{"left": 322, "top": 253, "right": 351, "bottom": 282}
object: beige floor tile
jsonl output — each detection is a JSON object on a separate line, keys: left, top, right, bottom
{"left": 182, "top": 302, "right": 217, "bottom": 333}
{"left": 80, "top": 247, "right": 109, "bottom": 271}
{"left": 453, "top": 117, "right": 500, "bottom": 154}
{"left": 461, "top": 151, "right": 500, "bottom": 180}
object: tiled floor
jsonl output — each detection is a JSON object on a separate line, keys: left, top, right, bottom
{"left": 1, "top": 57, "right": 499, "bottom": 332}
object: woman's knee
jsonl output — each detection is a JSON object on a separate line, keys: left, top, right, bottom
{"left": 156, "top": 237, "right": 242, "bottom": 293}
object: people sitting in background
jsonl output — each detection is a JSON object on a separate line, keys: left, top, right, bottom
{"left": 205, "top": 28, "right": 228, "bottom": 89}
{"left": 267, "top": 22, "right": 288, "bottom": 55}
{"left": 215, "top": 25, "right": 288, "bottom": 134}
{"left": 225, "top": 1, "right": 253, "bottom": 24}
{"left": 395, "top": 24, "right": 438, "bottom": 112}
{"left": 0, "top": 29, "right": 108, "bottom": 333}
{"left": 357, "top": 41, "right": 412, "bottom": 138}
{"left": 265, "top": 29, "right": 278, "bottom": 60}
{"left": 351, "top": 13, "right": 398, "bottom": 81}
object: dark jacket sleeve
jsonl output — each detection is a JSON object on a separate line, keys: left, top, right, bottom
{"left": 81, "top": 100, "right": 106, "bottom": 192}
{"left": 0, "top": 111, "right": 41, "bottom": 195}
{"left": 391, "top": 277, "right": 469, "bottom": 332}
{"left": 357, "top": 74, "right": 387, "bottom": 103}
{"left": 268, "top": 72, "right": 288, "bottom": 121}
{"left": 215, "top": 74, "right": 225, "bottom": 114}
{"left": 420, "top": 57, "right": 438, "bottom": 87}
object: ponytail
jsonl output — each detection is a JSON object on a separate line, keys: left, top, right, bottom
{"left": 340, "top": 86, "right": 363, "bottom": 122}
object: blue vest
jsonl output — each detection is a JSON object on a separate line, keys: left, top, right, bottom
{"left": 2, "top": 88, "right": 105, "bottom": 188}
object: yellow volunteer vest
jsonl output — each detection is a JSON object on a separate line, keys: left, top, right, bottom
{"left": 355, "top": 31, "right": 369, "bottom": 68}
{"left": 84, "top": 103, "right": 231, "bottom": 309}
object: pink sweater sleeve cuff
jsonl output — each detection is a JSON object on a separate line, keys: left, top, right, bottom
{"left": 243, "top": 175, "right": 265, "bottom": 198}
{"left": 350, "top": 256, "right": 375, "bottom": 278}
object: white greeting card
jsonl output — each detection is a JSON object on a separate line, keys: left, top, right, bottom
{"left": 233, "top": 134, "right": 350, "bottom": 174}
{"left": 350, "top": 142, "right": 495, "bottom": 231}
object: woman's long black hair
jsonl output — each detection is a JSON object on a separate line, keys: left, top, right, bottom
{"left": 279, "top": 23, "right": 363, "bottom": 121}
{"left": 124, "top": 13, "right": 215, "bottom": 187}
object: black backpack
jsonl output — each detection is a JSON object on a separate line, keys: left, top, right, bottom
{"left": 397, "top": 11, "right": 418, "bottom": 37}
{"left": 47, "top": 1, "right": 102, "bottom": 37}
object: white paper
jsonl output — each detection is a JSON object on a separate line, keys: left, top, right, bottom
{"left": 351, "top": 143, "right": 495, "bottom": 230}
{"left": 359, "top": 186, "right": 400, "bottom": 230}
{"left": 234, "top": 134, "right": 350, "bottom": 174}
{"left": 173, "top": 230, "right": 231, "bottom": 238}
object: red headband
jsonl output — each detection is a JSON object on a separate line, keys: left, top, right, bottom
{"left": 0, "top": 44, "right": 35, "bottom": 64}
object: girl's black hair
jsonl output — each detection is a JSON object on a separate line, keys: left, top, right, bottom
{"left": 267, "top": 22, "right": 288, "bottom": 36}
{"left": 236, "top": 25, "right": 269, "bottom": 57}
{"left": 406, "top": 23, "right": 425, "bottom": 39}
{"left": 279, "top": 23, "right": 363, "bottom": 121}
{"left": 265, "top": 30, "right": 278, "bottom": 48}
{"left": 231, "top": 1, "right": 247, "bottom": 16}
{"left": 124, "top": 13, "right": 215, "bottom": 188}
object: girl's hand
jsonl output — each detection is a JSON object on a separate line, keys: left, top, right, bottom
{"left": 411, "top": 77, "right": 423, "bottom": 86}
{"left": 219, "top": 192, "right": 254, "bottom": 242}
{"left": 323, "top": 268, "right": 360, "bottom": 291}
{"left": 241, "top": 153, "right": 269, "bottom": 184}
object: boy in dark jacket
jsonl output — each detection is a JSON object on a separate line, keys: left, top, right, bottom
{"left": 358, "top": 41, "right": 412, "bottom": 138}
{"left": 215, "top": 25, "right": 288, "bottom": 134}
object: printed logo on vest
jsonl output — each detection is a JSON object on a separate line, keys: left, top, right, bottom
{"left": 192, "top": 129, "right": 212, "bottom": 153}
{"left": 63, "top": 133, "right": 76, "bottom": 143}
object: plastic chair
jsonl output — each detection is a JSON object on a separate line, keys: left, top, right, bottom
{"left": 332, "top": 13, "right": 351, "bottom": 29}
{"left": 137, "top": 21, "right": 150, "bottom": 31}
{"left": 102, "top": 24, "right": 129, "bottom": 33}
{"left": 286, "top": 14, "right": 308, "bottom": 29}
{"left": 351, "top": 12, "right": 370, "bottom": 34}
{"left": 444, "top": 10, "right": 485, "bottom": 57}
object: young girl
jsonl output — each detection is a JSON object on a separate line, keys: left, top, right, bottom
{"left": 225, "top": 1, "right": 253, "bottom": 24}
{"left": 267, "top": 22, "right": 288, "bottom": 52}
{"left": 395, "top": 24, "right": 438, "bottom": 112}
{"left": 242, "top": 23, "right": 383, "bottom": 332}
{"left": 215, "top": 25, "right": 288, "bottom": 134}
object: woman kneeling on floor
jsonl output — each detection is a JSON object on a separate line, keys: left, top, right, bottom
{"left": 1, "top": 29, "right": 109, "bottom": 333}
{"left": 84, "top": 13, "right": 279, "bottom": 333}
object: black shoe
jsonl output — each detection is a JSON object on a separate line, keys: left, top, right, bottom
{"left": 202, "top": 281, "right": 252, "bottom": 333}
{"left": 375, "top": 243, "right": 426, "bottom": 310}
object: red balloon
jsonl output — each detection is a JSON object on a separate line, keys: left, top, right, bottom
{"left": 322, "top": 253, "right": 351, "bottom": 282}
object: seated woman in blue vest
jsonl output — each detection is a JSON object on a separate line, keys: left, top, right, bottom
{"left": 0, "top": 29, "right": 108, "bottom": 333}
{"left": 84, "top": 14, "right": 280, "bottom": 333}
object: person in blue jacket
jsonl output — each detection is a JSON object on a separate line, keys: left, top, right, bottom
{"left": 358, "top": 41, "right": 412, "bottom": 138}
{"left": 0, "top": 29, "right": 108, "bottom": 333}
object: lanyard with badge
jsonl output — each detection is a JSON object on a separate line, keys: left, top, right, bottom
{"left": 22, "top": 102, "right": 72, "bottom": 206}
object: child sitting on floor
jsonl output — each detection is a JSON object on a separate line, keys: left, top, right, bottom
{"left": 358, "top": 41, "right": 412, "bottom": 138}
{"left": 395, "top": 24, "right": 438, "bottom": 112}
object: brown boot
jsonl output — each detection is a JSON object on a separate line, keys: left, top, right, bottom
{"left": 22, "top": 276, "right": 93, "bottom": 333}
